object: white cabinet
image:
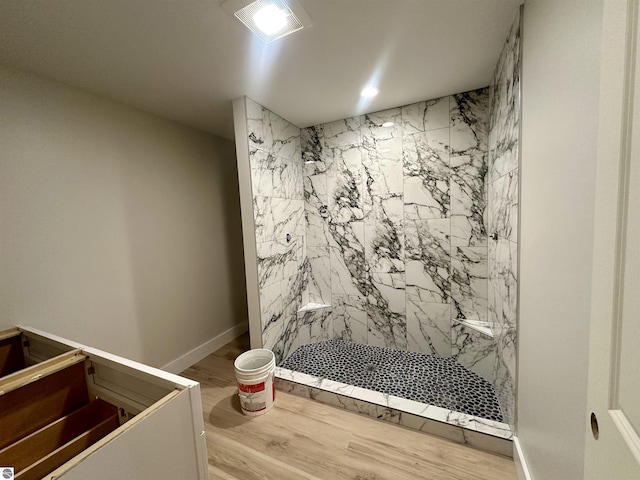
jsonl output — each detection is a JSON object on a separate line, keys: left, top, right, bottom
{"left": 0, "top": 326, "right": 208, "bottom": 480}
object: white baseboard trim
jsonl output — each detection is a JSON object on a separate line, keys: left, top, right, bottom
{"left": 162, "top": 321, "right": 248, "bottom": 374}
{"left": 513, "top": 435, "right": 533, "bottom": 480}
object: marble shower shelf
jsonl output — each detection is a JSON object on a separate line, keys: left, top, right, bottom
{"left": 453, "top": 319, "right": 494, "bottom": 337}
{"left": 296, "top": 303, "right": 332, "bottom": 313}
{"left": 275, "top": 366, "right": 512, "bottom": 458}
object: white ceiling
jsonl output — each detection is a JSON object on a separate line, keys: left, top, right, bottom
{"left": 0, "top": 0, "right": 523, "bottom": 140}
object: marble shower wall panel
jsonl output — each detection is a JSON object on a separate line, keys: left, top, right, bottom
{"left": 488, "top": 169, "right": 518, "bottom": 244}
{"left": 487, "top": 10, "right": 521, "bottom": 428}
{"left": 260, "top": 281, "right": 284, "bottom": 356}
{"left": 297, "top": 88, "right": 493, "bottom": 356}
{"left": 488, "top": 240, "right": 518, "bottom": 337}
{"left": 296, "top": 306, "right": 332, "bottom": 348}
{"left": 329, "top": 227, "right": 366, "bottom": 297}
{"left": 451, "top": 89, "right": 489, "bottom": 155}
{"left": 250, "top": 149, "right": 302, "bottom": 199}
{"left": 263, "top": 106, "right": 302, "bottom": 162}
{"left": 304, "top": 172, "right": 330, "bottom": 248}
{"left": 451, "top": 322, "right": 495, "bottom": 383}
{"left": 451, "top": 154, "right": 487, "bottom": 248}
{"left": 303, "top": 125, "right": 331, "bottom": 256}
{"left": 327, "top": 144, "right": 364, "bottom": 227}
{"left": 450, "top": 89, "right": 489, "bottom": 249}
{"left": 306, "top": 246, "right": 331, "bottom": 304}
{"left": 406, "top": 301, "right": 451, "bottom": 356}
{"left": 405, "top": 219, "right": 451, "bottom": 304}
{"left": 245, "top": 98, "right": 305, "bottom": 363}
{"left": 301, "top": 125, "right": 326, "bottom": 169}
{"left": 403, "top": 128, "right": 451, "bottom": 220}
{"left": 256, "top": 237, "right": 303, "bottom": 290}
{"left": 493, "top": 323, "right": 517, "bottom": 426}
{"left": 332, "top": 295, "right": 368, "bottom": 344}
{"left": 367, "top": 271, "right": 407, "bottom": 349}
{"left": 363, "top": 108, "right": 405, "bottom": 276}
{"left": 451, "top": 247, "right": 488, "bottom": 322}
{"left": 253, "top": 195, "right": 304, "bottom": 243}
{"left": 401, "top": 96, "right": 450, "bottom": 134}
{"left": 488, "top": 16, "right": 521, "bottom": 183}
{"left": 364, "top": 194, "right": 404, "bottom": 274}
{"left": 488, "top": 238, "right": 518, "bottom": 424}
{"left": 298, "top": 89, "right": 490, "bottom": 354}
{"left": 278, "top": 263, "right": 307, "bottom": 360}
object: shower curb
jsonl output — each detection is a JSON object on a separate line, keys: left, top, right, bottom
{"left": 275, "top": 366, "right": 513, "bottom": 458}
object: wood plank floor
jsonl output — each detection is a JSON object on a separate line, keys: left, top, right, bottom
{"left": 181, "top": 333, "right": 518, "bottom": 480}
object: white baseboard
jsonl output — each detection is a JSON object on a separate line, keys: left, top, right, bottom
{"left": 513, "top": 435, "right": 533, "bottom": 480}
{"left": 162, "top": 321, "right": 248, "bottom": 374}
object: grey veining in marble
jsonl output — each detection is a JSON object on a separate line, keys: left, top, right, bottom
{"left": 364, "top": 195, "right": 405, "bottom": 274}
{"left": 367, "top": 272, "right": 407, "bottom": 349}
{"left": 332, "top": 294, "right": 368, "bottom": 344}
{"left": 250, "top": 149, "right": 302, "bottom": 199}
{"left": 253, "top": 197, "right": 304, "bottom": 244}
{"left": 402, "top": 96, "right": 450, "bottom": 134}
{"left": 488, "top": 14, "right": 521, "bottom": 183}
{"left": 487, "top": 9, "right": 521, "bottom": 428}
{"left": 405, "top": 219, "right": 451, "bottom": 303}
{"left": 451, "top": 154, "right": 488, "bottom": 248}
{"left": 488, "top": 169, "right": 518, "bottom": 243}
{"left": 452, "top": 322, "right": 495, "bottom": 382}
{"left": 324, "top": 117, "right": 361, "bottom": 148}
{"left": 328, "top": 145, "right": 364, "bottom": 225}
{"left": 243, "top": 98, "right": 307, "bottom": 364}
{"left": 262, "top": 107, "right": 301, "bottom": 162}
{"left": 296, "top": 305, "right": 333, "bottom": 347}
{"left": 306, "top": 246, "right": 331, "bottom": 304}
{"left": 241, "top": 89, "right": 501, "bottom": 413}
{"left": 451, "top": 88, "right": 489, "bottom": 156}
{"left": 451, "top": 247, "right": 488, "bottom": 322}
{"left": 256, "top": 237, "right": 304, "bottom": 290}
{"left": 403, "top": 128, "right": 451, "bottom": 220}
{"left": 406, "top": 301, "right": 451, "bottom": 356}
{"left": 301, "top": 125, "right": 326, "bottom": 169}
{"left": 304, "top": 173, "right": 330, "bottom": 247}
{"left": 237, "top": 64, "right": 525, "bottom": 445}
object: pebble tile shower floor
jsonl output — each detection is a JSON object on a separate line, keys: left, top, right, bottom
{"left": 280, "top": 339, "right": 504, "bottom": 422}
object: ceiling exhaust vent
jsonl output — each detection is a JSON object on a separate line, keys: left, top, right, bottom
{"left": 222, "top": 0, "right": 313, "bottom": 43}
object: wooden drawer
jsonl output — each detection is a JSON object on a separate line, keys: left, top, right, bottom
{"left": 0, "top": 327, "right": 208, "bottom": 480}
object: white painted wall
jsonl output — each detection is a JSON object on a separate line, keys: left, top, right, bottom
{"left": 518, "top": 0, "right": 603, "bottom": 478}
{"left": 232, "top": 97, "right": 263, "bottom": 350}
{"left": 0, "top": 65, "right": 247, "bottom": 368}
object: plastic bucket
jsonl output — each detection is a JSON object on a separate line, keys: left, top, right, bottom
{"left": 233, "top": 349, "right": 276, "bottom": 416}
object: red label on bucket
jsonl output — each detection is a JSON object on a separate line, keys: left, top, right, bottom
{"left": 243, "top": 404, "right": 266, "bottom": 413}
{"left": 238, "top": 382, "right": 265, "bottom": 394}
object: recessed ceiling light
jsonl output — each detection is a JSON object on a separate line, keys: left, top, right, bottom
{"left": 222, "top": 0, "right": 313, "bottom": 43}
{"left": 382, "top": 121, "right": 394, "bottom": 127}
{"left": 360, "top": 87, "right": 379, "bottom": 98}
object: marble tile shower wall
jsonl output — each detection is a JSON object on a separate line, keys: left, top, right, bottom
{"left": 302, "top": 89, "right": 494, "bottom": 380}
{"left": 246, "top": 98, "right": 307, "bottom": 363}
{"left": 487, "top": 10, "right": 521, "bottom": 428}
